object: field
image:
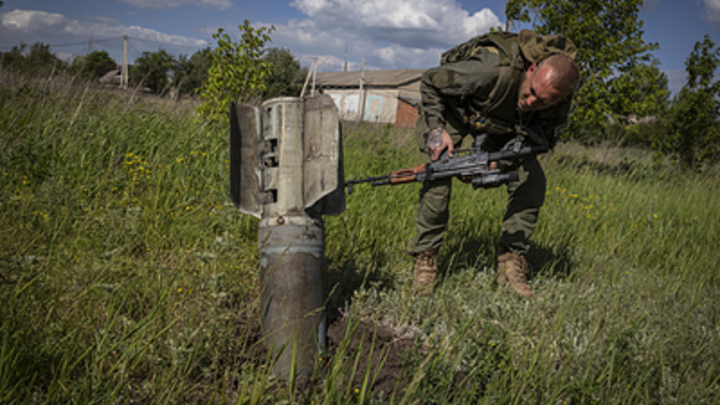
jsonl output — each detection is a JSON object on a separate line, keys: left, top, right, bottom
{"left": 1, "top": 73, "right": 719, "bottom": 404}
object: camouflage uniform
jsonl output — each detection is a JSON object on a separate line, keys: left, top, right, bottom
{"left": 410, "top": 45, "right": 572, "bottom": 258}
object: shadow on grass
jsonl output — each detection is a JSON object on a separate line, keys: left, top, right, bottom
{"left": 324, "top": 244, "right": 397, "bottom": 323}
{"left": 438, "top": 231, "right": 576, "bottom": 282}
{"left": 438, "top": 231, "right": 497, "bottom": 282}
{"left": 527, "top": 241, "right": 575, "bottom": 279}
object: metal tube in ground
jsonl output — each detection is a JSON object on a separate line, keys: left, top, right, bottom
{"left": 230, "top": 95, "right": 342, "bottom": 381}
{"left": 257, "top": 98, "right": 325, "bottom": 380}
{"left": 259, "top": 215, "right": 325, "bottom": 379}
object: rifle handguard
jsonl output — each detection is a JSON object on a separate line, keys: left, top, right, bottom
{"left": 389, "top": 164, "right": 426, "bottom": 184}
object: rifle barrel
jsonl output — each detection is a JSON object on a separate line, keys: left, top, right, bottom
{"left": 345, "top": 174, "right": 391, "bottom": 194}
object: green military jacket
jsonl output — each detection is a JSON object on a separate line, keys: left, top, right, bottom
{"left": 420, "top": 46, "right": 571, "bottom": 148}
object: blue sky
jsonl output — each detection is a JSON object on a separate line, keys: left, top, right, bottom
{"left": 1, "top": 0, "right": 718, "bottom": 95}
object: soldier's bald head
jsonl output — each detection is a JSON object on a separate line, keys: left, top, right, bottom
{"left": 538, "top": 54, "right": 579, "bottom": 97}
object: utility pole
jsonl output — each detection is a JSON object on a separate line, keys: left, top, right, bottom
{"left": 300, "top": 58, "right": 318, "bottom": 98}
{"left": 356, "top": 57, "right": 366, "bottom": 122}
{"left": 344, "top": 42, "right": 348, "bottom": 72}
{"left": 121, "top": 35, "right": 129, "bottom": 89}
{"left": 310, "top": 61, "right": 318, "bottom": 97}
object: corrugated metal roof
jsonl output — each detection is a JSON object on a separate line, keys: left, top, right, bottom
{"left": 316, "top": 68, "right": 426, "bottom": 88}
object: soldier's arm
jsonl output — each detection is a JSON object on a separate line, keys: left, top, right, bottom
{"left": 419, "top": 50, "right": 501, "bottom": 131}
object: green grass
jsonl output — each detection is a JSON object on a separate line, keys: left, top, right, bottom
{"left": 1, "top": 72, "right": 719, "bottom": 404}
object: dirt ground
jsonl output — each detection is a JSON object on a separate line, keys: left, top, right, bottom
{"left": 325, "top": 316, "right": 421, "bottom": 397}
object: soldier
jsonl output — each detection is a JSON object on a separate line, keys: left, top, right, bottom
{"left": 411, "top": 30, "right": 579, "bottom": 298}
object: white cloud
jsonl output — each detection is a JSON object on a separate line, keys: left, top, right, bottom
{"left": 290, "top": 0, "right": 500, "bottom": 48}
{"left": 116, "top": 0, "right": 232, "bottom": 11}
{"left": 702, "top": 0, "right": 720, "bottom": 26}
{"left": 1, "top": 9, "right": 65, "bottom": 32}
{"left": 275, "top": 0, "right": 502, "bottom": 70}
{"left": 0, "top": 9, "right": 206, "bottom": 61}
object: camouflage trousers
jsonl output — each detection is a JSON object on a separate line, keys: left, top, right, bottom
{"left": 410, "top": 113, "right": 546, "bottom": 257}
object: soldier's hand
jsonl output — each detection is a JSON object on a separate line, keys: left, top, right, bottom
{"left": 427, "top": 128, "right": 454, "bottom": 161}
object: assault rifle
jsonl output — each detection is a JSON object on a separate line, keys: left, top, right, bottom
{"left": 345, "top": 134, "right": 548, "bottom": 194}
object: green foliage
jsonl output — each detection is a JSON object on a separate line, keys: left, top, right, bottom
{"left": 0, "top": 42, "right": 67, "bottom": 77}
{"left": 607, "top": 59, "right": 669, "bottom": 120}
{"left": 660, "top": 35, "right": 720, "bottom": 168}
{"left": 131, "top": 48, "right": 177, "bottom": 94}
{"left": 261, "top": 47, "right": 307, "bottom": 99}
{"left": 2, "top": 74, "right": 719, "bottom": 403}
{"left": 73, "top": 50, "right": 117, "bottom": 80}
{"left": 506, "top": 0, "right": 666, "bottom": 142}
{"left": 196, "top": 20, "right": 275, "bottom": 124}
{"left": 1, "top": 74, "right": 259, "bottom": 403}
{"left": 602, "top": 120, "right": 666, "bottom": 148}
{"left": 174, "top": 47, "right": 212, "bottom": 95}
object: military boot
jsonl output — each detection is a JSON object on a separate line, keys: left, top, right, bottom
{"left": 496, "top": 252, "right": 535, "bottom": 298}
{"left": 414, "top": 248, "right": 439, "bottom": 296}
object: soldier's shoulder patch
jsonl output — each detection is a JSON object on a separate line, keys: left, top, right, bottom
{"left": 429, "top": 70, "right": 454, "bottom": 89}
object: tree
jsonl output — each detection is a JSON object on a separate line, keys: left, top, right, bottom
{"left": 174, "top": 47, "right": 212, "bottom": 95}
{"left": 0, "top": 42, "right": 66, "bottom": 77}
{"left": 131, "top": 48, "right": 177, "bottom": 95}
{"left": 196, "top": 20, "right": 275, "bottom": 124}
{"left": 660, "top": 35, "right": 720, "bottom": 168}
{"left": 607, "top": 59, "right": 669, "bottom": 121}
{"left": 506, "top": 0, "right": 662, "bottom": 142}
{"left": 261, "top": 47, "right": 308, "bottom": 99}
{"left": 70, "top": 50, "right": 116, "bottom": 80}
{"left": 0, "top": 44, "right": 26, "bottom": 71}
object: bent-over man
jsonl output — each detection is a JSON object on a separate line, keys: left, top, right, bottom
{"left": 411, "top": 30, "right": 580, "bottom": 298}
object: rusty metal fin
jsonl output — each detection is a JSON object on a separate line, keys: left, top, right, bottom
{"left": 230, "top": 102, "right": 264, "bottom": 218}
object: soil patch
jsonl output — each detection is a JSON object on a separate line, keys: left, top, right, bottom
{"left": 325, "top": 317, "right": 420, "bottom": 397}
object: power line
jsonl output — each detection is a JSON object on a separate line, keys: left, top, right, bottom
{"left": 0, "top": 33, "right": 204, "bottom": 52}
{"left": 0, "top": 34, "right": 206, "bottom": 63}
{"left": 0, "top": 36, "right": 124, "bottom": 50}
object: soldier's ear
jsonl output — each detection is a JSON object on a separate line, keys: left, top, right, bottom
{"left": 525, "top": 62, "right": 538, "bottom": 77}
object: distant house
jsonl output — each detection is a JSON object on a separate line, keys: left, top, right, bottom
{"left": 314, "top": 69, "right": 426, "bottom": 128}
{"left": 99, "top": 69, "right": 121, "bottom": 85}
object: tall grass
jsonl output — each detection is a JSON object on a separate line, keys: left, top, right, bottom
{"left": 1, "top": 73, "right": 263, "bottom": 403}
{"left": 2, "top": 72, "right": 719, "bottom": 403}
{"left": 337, "top": 128, "right": 720, "bottom": 404}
